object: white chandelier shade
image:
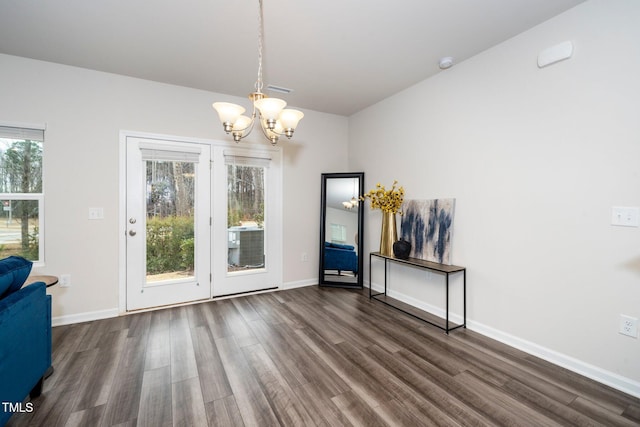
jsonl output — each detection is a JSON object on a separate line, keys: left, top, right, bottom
{"left": 254, "top": 98, "right": 286, "bottom": 122}
{"left": 212, "top": 102, "right": 246, "bottom": 132}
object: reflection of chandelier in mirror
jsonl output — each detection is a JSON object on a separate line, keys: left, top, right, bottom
{"left": 212, "top": 0, "right": 304, "bottom": 145}
{"left": 342, "top": 178, "right": 359, "bottom": 209}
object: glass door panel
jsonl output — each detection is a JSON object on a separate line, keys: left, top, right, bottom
{"left": 227, "top": 163, "right": 265, "bottom": 273}
{"left": 145, "top": 160, "right": 195, "bottom": 283}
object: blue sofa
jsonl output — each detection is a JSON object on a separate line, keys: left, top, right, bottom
{"left": 0, "top": 256, "right": 51, "bottom": 426}
{"left": 324, "top": 242, "right": 358, "bottom": 275}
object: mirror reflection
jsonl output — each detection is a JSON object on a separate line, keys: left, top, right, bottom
{"left": 319, "top": 172, "right": 364, "bottom": 288}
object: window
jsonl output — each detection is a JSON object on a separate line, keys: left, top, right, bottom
{"left": 0, "top": 125, "right": 44, "bottom": 263}
{"left": 330, "top": 223, "right": 347, "bottom": 244}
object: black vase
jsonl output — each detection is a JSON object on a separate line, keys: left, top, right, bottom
{"left": 393, "top": 239, "right": 411, "bottom": 259}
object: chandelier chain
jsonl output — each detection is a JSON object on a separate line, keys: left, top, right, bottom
{"left": 255, "top": 0, "right": 264, "bottom": 93}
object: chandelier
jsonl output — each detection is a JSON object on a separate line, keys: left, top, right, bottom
{"left": 342, "top": 197, "right": 359, "bottom": 210}
{"left": 212, "top": 0, "right": 304, "bottom": 145}
{"left": 342, "top": 178, "right": 359, "bottom": 209}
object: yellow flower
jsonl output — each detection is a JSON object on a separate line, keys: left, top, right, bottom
{"left": 360, "top": 180, "right": 404, "bottom": 214}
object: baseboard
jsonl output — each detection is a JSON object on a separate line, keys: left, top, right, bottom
{"left": 282, "top": 278, "right": 317, "bottom": 290}
{"left": 366, "top": 281, "right": 640, "bottom": 399}
{"left": 470, "top": 321, "right": 640, "bottom": 399}
{"left": 52, "top": 308, "right": 119, "bottom": 327}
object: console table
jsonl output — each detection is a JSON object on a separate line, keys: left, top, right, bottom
{"left": 369, "top": 252, "right": 466, "bottom": 334}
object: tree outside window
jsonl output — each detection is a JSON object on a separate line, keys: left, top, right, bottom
{"left": 0, "top": 126, "right": 44, "bottom": 262}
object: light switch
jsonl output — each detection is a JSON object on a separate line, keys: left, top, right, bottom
{"left": 89, "top": 207, "right": 104, "bottom": 220}
{"left": 611, "top": 206, "right": 639, "bottom": 227}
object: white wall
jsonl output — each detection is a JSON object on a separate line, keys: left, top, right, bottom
{"left": 0, "top": 53, "right": 348, "bottom": 319}
{"left": 349, "top": 0, "right": 640, "bottom": 394}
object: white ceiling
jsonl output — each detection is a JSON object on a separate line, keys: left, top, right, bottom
{"left": 326, "top": 177, "right": 361, "bottom": 212}
{"left": 0, "top": 0, "right": 585, "bottom": 116}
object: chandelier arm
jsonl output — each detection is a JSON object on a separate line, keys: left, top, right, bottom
{"left": 231, "top": 110, "right": 258, "bottom": 142}
{"left": 258, "top": 118, "right": 279, "bottom": 144}
{"left": 261, "top": 125, "right": 294, "bottom": 139}
{"left": 238, "top": 117, "right": 257, "bottom": 136}
{"left": 265, "top": 126, "right": 285, "bottom": 136}
{"left": 235, "top": 108, "right": 258, "bottom": 134}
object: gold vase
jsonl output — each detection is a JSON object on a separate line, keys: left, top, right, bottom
{"left": 380, "top": 210, "right": 398, "bottom": 257}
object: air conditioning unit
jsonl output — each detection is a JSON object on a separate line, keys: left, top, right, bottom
{"left": 228, "top": 226, "right": 264, "bottom": 268}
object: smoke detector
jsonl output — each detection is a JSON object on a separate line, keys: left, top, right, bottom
{"left": 439, "top": 57, "right": 454, "bottom": 70}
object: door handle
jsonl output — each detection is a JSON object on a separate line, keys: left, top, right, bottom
{"left": 129, "top": 230, "right": 137, "bottom": 236}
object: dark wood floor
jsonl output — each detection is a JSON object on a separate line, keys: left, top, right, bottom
{"left": 7, "top": 286, "right": 640, "bottom": 426}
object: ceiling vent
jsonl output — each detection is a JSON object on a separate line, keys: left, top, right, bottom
{"left": 266, "top": 84, "right": 294, "bottom": 94}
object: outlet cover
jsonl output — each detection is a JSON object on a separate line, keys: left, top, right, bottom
{"left": 59, "top": 274, "right": 71, "bottom": 288}
{"left": 619, "top": 315, "right": 638, "bottom": 338}
{"left": 611, "top": 207, "right": 639, "bottom": 227}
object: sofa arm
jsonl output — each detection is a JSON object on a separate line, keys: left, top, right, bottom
{"left": 0, "top": 282, "right": 51, "bottom": 424}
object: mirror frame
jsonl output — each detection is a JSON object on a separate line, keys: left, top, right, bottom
{"left": 319, "top": 172, "right": 364, "bottom": 288}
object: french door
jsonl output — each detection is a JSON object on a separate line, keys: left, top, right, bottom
{"left": 124, "top": 134, "right": 282, "bottom": 311}
{"left": 211, "top": 148, "right": 282, "bottom": 297}
{"left": 126, "top": 137, "right": 211, "bottom": 310}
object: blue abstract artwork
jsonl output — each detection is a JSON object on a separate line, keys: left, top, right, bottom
{"left": 401, "top": 199, "right": 456, "bottom": 264}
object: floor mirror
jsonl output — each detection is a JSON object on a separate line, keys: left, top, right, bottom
{"left": 319, "top": 172, "right": 364, "bottom": 288}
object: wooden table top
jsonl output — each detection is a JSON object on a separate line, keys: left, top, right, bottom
{"left": 26, "top": 275, "right": 59, "bottom": 287}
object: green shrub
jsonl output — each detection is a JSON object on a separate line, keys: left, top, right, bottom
{"left": 146, "top": 216, "right": 194, "bottom": 274}
{"left": 180, "top": 237, "right": 194, "bottom": 270}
